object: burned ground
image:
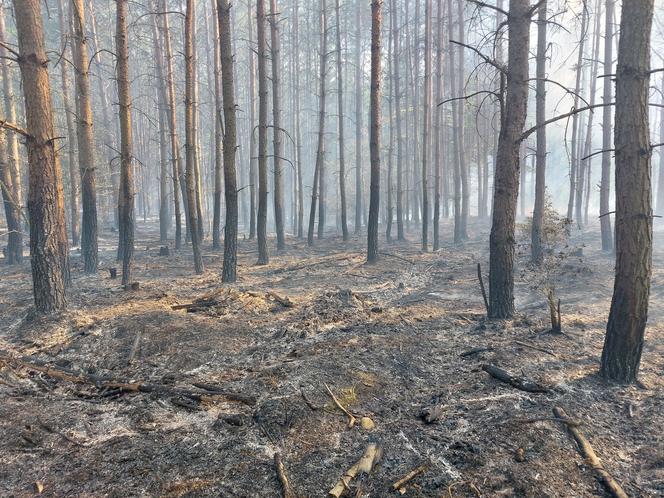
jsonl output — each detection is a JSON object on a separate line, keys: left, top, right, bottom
{"left": 0, "top": 219, "right": 662, "bottom": 497}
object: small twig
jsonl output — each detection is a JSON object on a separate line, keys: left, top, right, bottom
{"left": 508, "top": 416, "right": 582, "bottom": 427}
{"left": 477, "top": 263, "right": 490, "bottom": 316}
{"left": 274, "top": 453, "right": 296, "bottom": 498}
{"left": 391, "top": 463, "right": 428, "bottom": 491}
{"left": 324, "top": 383, "right": 357, "bottom": 428}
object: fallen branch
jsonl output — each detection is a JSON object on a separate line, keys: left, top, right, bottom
{"left": 266, "top": 291, "right": 294, "bottom": 308}
{"left": 274, "top": 453, "right": 296, "bottom": 498}
{"left": 514, "top": 340, "right": 557, "bottom": 358}
{"left": 1, "top": 354, "right": 256, "bottom": 407}
{"left": 171, "top": 297, "right": 219, "bottom": 312}
{"left": 391, "top": 463, "right": 428, "bottom": 492}
{"left": 508, "top": 416, "right": 582, "bottom": 427}
{"left": 553, "top": 407, "right": 628, "bottom": 498}
{"left": 329, "top": 443, "right": 383, "bottom": 497}
{"left": 459, "top": 346, "right": 494, "bottom": 358}
{"left": 482, "top": 364, "right": 551, "bottom": 393}
{"left": 324, "top": 383, "right": 357, "bottom": 428}
{"left": 378, "top": 252, "right": 415, "bottom": 265}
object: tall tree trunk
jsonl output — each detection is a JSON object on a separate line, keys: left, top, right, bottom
{"left": 391, "top": 0, "right": 404, "bottom": 241}
{"left": 256, "top": 0, "right": 270, "bottom": 263}
{"left": 567, "top": 4, "right": 588, "bottom": 222}
{"left": 185, "top": 0, "right": 204, "bottom": 274}
{"left": 56, "top": 0, "right": 79, "bottom": 248}
{"left": 0, "top": 9, "right": 23, "bottom": 264}
{"left": 447, "top": 0, "right": 461, "bottom": 240}
{"left": 216, "top": 0, "right": 238, "bottom": 282}
{"left": 488, "top": 0, "right": 530, "bottom": 319}
{"left": 433, "top": 0, "right": 443, "bottom": 250}
{"left": 14, "top": 0, "right": 70, "bottom": 311}
{"left": 601, "top": 0, "right": 654, "bottom": 383}
{"left": 531, "top": 0, "right": 547, "bottom": 265}
{"left": 354, "top": 0, "right": 363, "bottom": 233}
{"left": 367, "top": 0, "right": 382, "bottom": 263}
{"left": 386, "top": 3, "right": 394, "bottom": 242}
{"left": 71, "top": 0, "right": 98, "bottom": 273}
{"left": 335, "top": 0, "right": 349, "bottom": 241}
{"left": 600, "top": 0, "right": 614, "bottom": 251}
{"left": 657, "top": 73, "right": 664, "bottom": 216}
{"left": 247, "top": 0, "right": 257, "bottom": 240}
{"left": 115, "top": 0, "right": 134, "bottom": 287}
{"left": 161, "top": 0, "right": 183, "bottom": 249}
{"left": 317, "top": 0, "right": 327, "bottom": 241}
{"left": 421, "top": 0, "right": 432, "bottom": 251}
{"left": 210, "top": 0, "right": 223, "bottom": 249}
{"left": 269, "top": 0, "right": 285, "bottom": 250}
{"left": 308, "top": 0, "right": 327, "bottom": 246}
{"left": 293, "top": 0, "right": 304, "bottom": 238}
{"left": 456, "top": 0, "right": 468, "bottom": 241}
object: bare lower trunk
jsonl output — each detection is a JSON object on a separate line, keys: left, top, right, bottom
{"left": 367, "top": 0, "right": 382, "bottom": 263}
{"left": 14, "top": 0, "right": 70, "bottom": 311}
{"left": 335, "top": 0, "right": 348, "bottom": 241}
{"left": 601, "top": 0, "right": 654, "bottom": 384}
{"left": 354, "top": 1, "right": 363, "bottom": 233}
{"left": 489, "top": 0, "right": 530, "bottom": 319}
{"left": 270, "top": 0, "right": 285, "bottom": 250}
{"left": 456, "top": 0, "right": 468, "bottom": 241}
{"left": 421, "top": 0, "right": 432, "bottom": 251}
{"left": 247, "top": 0, "right": 257, "bottom": 240}
{"left": 256, "top": 0, "right": 269, "bottom": 263}
{"left": 211, "top": 0, "right": 223, "bottom": 250}
{"left": 115, "top": 0, "right": 135, "bottom": 287}
{"left": 600, "top": 0, "right": 614, "bottom": 251}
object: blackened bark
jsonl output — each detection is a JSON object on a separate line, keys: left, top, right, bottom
{"left": 269, "top": 0, "right": 285, "bottom": 250}
{"left": 601, "top": 0, "right": 654, "bottom": 383}
{"left": 367, "top": 0, "right": 382, "bottom": 263}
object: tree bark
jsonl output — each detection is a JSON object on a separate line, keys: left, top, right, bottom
{"left": 600, "top": 0, "right": 614, "bottom": 251}
{"left": 247, "top": 0, "right": 257, "bottom": 240}
{"left": 421, "top": 0, "right": 432, "bottom": 251}
{"left": 14, "top": 0, "right": 70, "bottom": 311}
{"left": 354, "top": 0, "right": 363, "bottom": 233}
{"left": 391, "top": 0, "right": 404, "bottom": 241}
{"left": 256, "top": 0, "right": 270, "bottom": 263}
{"left": 70, "top": 0, "right": 98, "bottom": 273}
{"left": 456, "top": 0, "right": 468, "bottom": 242}
{"left": 269, "top": 0, "right": 286, "bottom": 250}
{"left": 657, "top": 73, "right": 664, "bottom": 216}
{"left": 335, "top": 0, "right": 349, "bottom": 241}
{"left": 531, "top": 0, "right": 547, "bottom": 265}
{"left": 211, "top": 0, "right": 223, "bottom": 250}
{"left": 185, "top": 0, "right": 204, "bottom": 274}
{"left": 115, "top": 0, "right": 135, "bottom": 287}
{"left": 600, "top": 0, "right": 654, "bottom": 383}
{"left": 367, "top": 0, "right": 382, "bottom": 263}
{"left": 488, "top": 0, "right": 530, "bottom": 319}
{"left": 216, "top": 0, "right": 239, "bottom": 282}
{"left": 433, "top": 0, "right": 443, "bottom": 250}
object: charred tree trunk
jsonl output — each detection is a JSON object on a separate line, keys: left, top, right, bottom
{"left": 531, "top": 0, "right": 547, "bottom": 265}
{"left": 308, "top": 0, "right": 327, "bottom": 246}
{"left": 0, "top": 9, "right": 23, "bottom": 264}
{"left": 161, "top": 0, "right": 183, "bottom": 250}
{"left": 335, "top": 0, "right": 349, "bottom": 241}
{"left": 293, "top": 0, "right": 304, "bottom": 238}
{"left": 488, "top": 0, "right": 530, "bottom": 319}
{"left": 256, "top": 0, "right": 269, "bottom": 263}
{"left": 115, "top": 0, "right": 135, "bottom": 287}
{"left": 421, "top": 0, "right": 432, "bottom": 251}
{"left": 367, "top": 0, "right": 382, "bottom": 263}
{"left": 600, "top": 0, "right": 654, "bottom": 383}
{"left": 269, "top": 0, "right": 285, "bottom": 250}
{"left": 391, "top": 0, "right": 404, "bottom": 241}
{"left": 248, "top": 0, "right": 257, "bottom": 240}
{"left": 317, "top": 0, "right": 328, "bottom": 241}
{"left": 433, "top": 0, "right": 443, "bottom": 250}
{"left": 217, "top": 0, "right": 238, "bottom": 282}
{"left": 354, "top": 0, "right": 363, "bottom": 233}
{"left": 456, "top": 0, "right": 468, "bottom": 241}
{"left": 211, "top": 0, "right": 223, "bottom": 250}
{"left": 71, "top": 0, "right": 98, "bottom": 273}
{"left": 14, "top": 0, "right": 70, "bottom": 311}
{"left": 185, "top": 0, "right": 204, "bottom": 274}
{"left": 600, "top": 0, "right": 614, "bottom": 251}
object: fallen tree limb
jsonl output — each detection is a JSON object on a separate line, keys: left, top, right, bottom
{"left": 482, "top": 364, "right": 551, "bottom": 393}
{"left": 460, "top": 346, "right": 494, "bottom": 358}
{"left": 274, "top": 452, "right": 296, "bottom": 498}
{"left": 324, "top": 383, "right": 357, "bottom": 428}
{"left": 329, "top": 443, "right": 383, "bottom": 497}
{"left": 391, "top": 463, "right": 428, "bottom": 491}
{"left": 477, "top": 263, "right": 490, "bottom": 316}
{"left": 508, "top": 416, "right": 582, "bottom": 427}
{"left": 553, "top": 407, "right": 628, "bottom": 498}
{"left": 266, "top": 291, "right": 294, "bottom": 308}
{"left": 514, "top": 340, "right": 557, "bottom": 358}
{"left": 0, "top": 354, "right": 256, "bottom": 406}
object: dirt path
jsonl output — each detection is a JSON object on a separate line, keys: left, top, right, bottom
{"left": 0, "top": 219, "right": 662, "bottom": 497}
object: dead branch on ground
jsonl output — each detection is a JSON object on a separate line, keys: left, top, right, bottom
{"left": 274, "top": 452, "right": 296, "bottom": 498}
{"left": 329, "top": 443, "right": 382, "bottom": 497}
{"left": 324, "top": 383, "right": 357, "bottom": 428}
{"left": 482, "top": 364, "right": 551, "bottom": 393}
{"left": 391, "top": 463, "right": 428, "bottom": 492}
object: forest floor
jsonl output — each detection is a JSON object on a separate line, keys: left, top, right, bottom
{"left": 0, "top": 218, "right": 662, "bottom": 497}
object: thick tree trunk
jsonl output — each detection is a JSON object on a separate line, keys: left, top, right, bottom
{"left": 600, "top": 0, "right": 654, "bottom": 384}
{"left": 308, "top": 0, "right": 327, "bottom": 246}
{"left": 488, "top": 0, "right": 530, "bottom": 319}
{"left": 71, "top": 0, "right": 98, "bottom": 273}
{"left": 367, "top": 0, "right": 382, "bottom": 263}
{"left": 335, "top": 0, "right": 349, "bottom": 241}
{"left": 531, "top": 0, "right": 547, "bottom": 265}
{"left": 217, "top": 0, "right": 239, "bottom": 282}
{"left": 0, "top": 10, "right": 23, "bottom": 264}
{"left": 161, "top": 0, "right": 183, "bottom": 250}
{"left": 115, "top": 0, "right": 135, "bottom": 287}
{"left": 185, "top": 0, "right": 204, "bottom": 274}
{"left": 256, "top": 0, "right": 270, "bottom": 263}
{"left": 14, "top": 0, "right": 70, "bottom": 311}
{"left": 600, "top": 0, "right": 614, "bottom": 251}
{"left": 269, "top": 0, "right": 285, "bottom": 250}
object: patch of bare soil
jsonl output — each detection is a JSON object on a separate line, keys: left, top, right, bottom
{"left": 0, "top": 219, "right": 662, "bottom": 497}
